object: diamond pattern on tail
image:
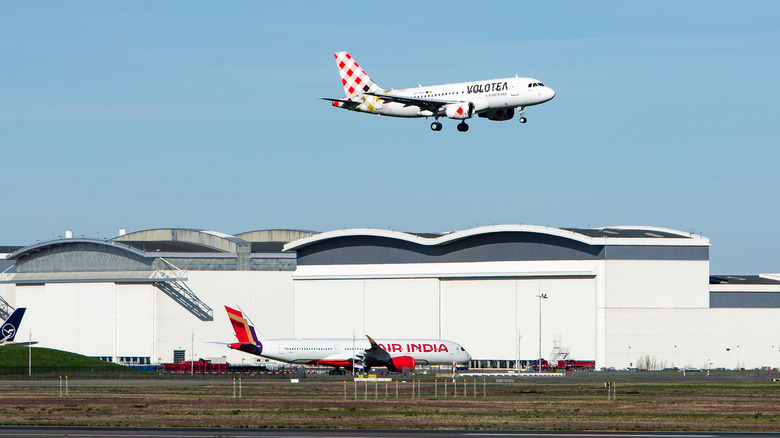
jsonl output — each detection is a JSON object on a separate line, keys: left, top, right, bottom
{"left": 334, "top": 51, "right": 383, "bottom": 98}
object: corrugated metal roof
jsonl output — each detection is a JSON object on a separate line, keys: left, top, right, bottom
{"left": 119, "top": 241, "right": 225, "bottom": 253}
{"left": 0, "top": 271, "right": 184, "bottom": 284}
{"left": 563, "top": 228, "right": 690, "bottom": 239}
{"left": 710, "top": 275, "right": 780, "bottom": 285}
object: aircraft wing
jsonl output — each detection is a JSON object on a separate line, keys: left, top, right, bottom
{"left": 320, "top": 353, "right": 354, "bottom": 362}
{"left": 319, "top": 97, "right": 362, "bottom": 110}
{"left": 364, "top": 92, "right": 457, "bottom": 113}
{"left": 362, "top": 335, "right": 392, "bottom": 366}
{"left": 0, "top": 341, "right": 38, "bottom": 347}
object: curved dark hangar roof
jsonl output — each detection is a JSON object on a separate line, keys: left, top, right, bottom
{"left": 284, "top": 225, "right": 710, "bottom": 265}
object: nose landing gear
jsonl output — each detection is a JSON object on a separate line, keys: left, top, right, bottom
{"left": 518, "top": 107, "right": 527, "bottom": 123}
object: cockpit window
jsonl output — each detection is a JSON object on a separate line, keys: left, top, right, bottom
{"left": 528, "top": 83, "right": 545, "bottom": 88}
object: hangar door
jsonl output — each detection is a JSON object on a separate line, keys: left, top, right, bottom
{"left": 439, "top": 277, "right": 596, "bottom": 362}
{"left": 293, "top": 278, "right": 440, "bottom": 339}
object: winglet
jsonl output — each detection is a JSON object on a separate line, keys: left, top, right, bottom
{"left": 365, "top": 334, "right": 379, "bottom": 349}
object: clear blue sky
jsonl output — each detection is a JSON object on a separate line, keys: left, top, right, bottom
{"left": 2, "top": 1, "right": 779, "bottom": 274}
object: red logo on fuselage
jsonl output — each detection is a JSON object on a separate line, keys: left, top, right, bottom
{"left": 378, "top": 343, "right": 449, "bottom": 354}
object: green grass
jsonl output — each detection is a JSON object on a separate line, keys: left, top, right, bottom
{"left": 0, "top": 346, "right": 150, "bottom": 378}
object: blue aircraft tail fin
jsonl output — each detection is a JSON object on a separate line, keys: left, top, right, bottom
{"left": 1, "top": 308, "right": 26, "bottom": 343}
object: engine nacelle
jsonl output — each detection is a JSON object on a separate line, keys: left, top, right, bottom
{"left": 478, "top": 108, "right": 515, "bottom": 121}
{"left": 444, "top": 102, "right": 475, "bottom": 120}
{"left": 388, "top": 355, "right": 415, "bottom": 373}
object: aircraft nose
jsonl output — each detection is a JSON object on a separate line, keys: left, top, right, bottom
{"left": 545, "top": 87, "right": 555, "bottom": 101}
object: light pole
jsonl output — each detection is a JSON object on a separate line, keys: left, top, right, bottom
{"left": 537, "top": 293, "right": 548, "bottom": 375}
{"left": 28, "top": 329, "right": 32, "bottom": 377}
{"left": 516, "top": 332, "right": 522, "bottom": 373}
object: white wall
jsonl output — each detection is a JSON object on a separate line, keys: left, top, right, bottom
{"left": 605, "top": 260, "right": 710, "bottom": 309}
{"left": 440, "top": 279, "right": 517, "bottom": 360}
{"left": 16, "top": 283, "right": 116, "bottom": 355}
{"left": 290, "top": 272, "right": 598, "bottom": 363}
{"left": 116, "top": 284, "right": 154, "bottom": 360}
{"left": 11, "top": 270, "right": 296, "bottom": 365}
{"left": 293, "top": 279, "right": 366, "bottom": 338}
{"left": 364, "top": 278, "right": 440, "bottom": 339}
{"left": 9, "top": 258, "right": 779, "bottom": 370}
{"left": 14, "top": 285, "right": 45, "bottom": 346}
{"left": 77, "top": 283, "right": 116, "bottom": 357}
{"left": 441, "top": 277, "right": 596, "bottom": 361}
{"left": 605, "top": 308, "right": 780, "bottom": 370}
{"left": 154, "top": 270, "right": 295, "bottom": 364}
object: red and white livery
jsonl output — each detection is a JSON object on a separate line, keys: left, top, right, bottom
{"left": 322, "top": 51, "right": 555, "bottom": 132}
{"left": 225, "top": 304, "right": 471, "bottom": 373}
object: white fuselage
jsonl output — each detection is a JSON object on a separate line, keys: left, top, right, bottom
{"left": 258, "top": 338, "right": 471, "bottom": 366}
{"left": 354, "top": 77, "right": 554, "bottom": 118}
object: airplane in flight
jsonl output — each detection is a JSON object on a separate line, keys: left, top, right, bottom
{"left": 224, "top": 304, "right": 471, "bottom": 373}
{"left": 0, "top": 308, "right": 37, "bottom": 346}
{"left": 322, "top": 51, "right": 555, "bottom": 132}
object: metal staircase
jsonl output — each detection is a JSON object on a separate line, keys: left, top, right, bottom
{"left": 0, "top": 264, "right": 14, "bottom": 320}
{"left": 0, "top": 295, "right": 13, "bottom": 321}
{"left": 152, "top": 258, "right": 213, "bottom": 321}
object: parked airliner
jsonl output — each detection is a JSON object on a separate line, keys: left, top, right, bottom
{"left": 322, "top": 51, "right": 554, "bottom": 132}
{"left": 224, "top": 304, "right": 471, "bottom": 373}
{"left": 0, "top": 308, "right": 37, "bottom": 346}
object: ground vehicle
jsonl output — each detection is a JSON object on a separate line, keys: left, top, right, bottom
{"left": 557, "top": 359, "right": 596, "bottom": 371}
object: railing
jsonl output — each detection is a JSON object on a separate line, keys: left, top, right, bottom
{"left": 0, "top": 294, "right": 13, "bottom": 320}
{"left": 152, "top": 258, "right": 213, "bottom": 321}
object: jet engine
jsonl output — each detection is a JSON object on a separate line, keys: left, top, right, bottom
{"left": 444, "top": 102, "right": 475, "bottom": 120}
{"left": 388, "top": 356, "right": 416, "bottom": 373}
{"left": 478, "top": 108, "right": 515, "bottom": 121}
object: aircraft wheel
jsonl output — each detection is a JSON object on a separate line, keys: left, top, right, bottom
{"left": 519, "top": 117, "right": 527, "bottom": 123}
{"left": 431, "top": 122, "right": 442, "bottom": 131}
{"left": 457, "top": 122, "right": 469, "bottom": 132}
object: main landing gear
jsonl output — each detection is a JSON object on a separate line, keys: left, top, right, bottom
{"left": 430, "top": 120, "right": 470, "bottom": 132}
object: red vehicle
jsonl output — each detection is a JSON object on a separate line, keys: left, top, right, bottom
{"left": 556, "top": 359, "right": 595, "bottom": 371}
{"left": 163, "top": 359, "right": 228, "bottom": 374}
{"left": 530, "top": 359, "right": 549, "bottom": 371}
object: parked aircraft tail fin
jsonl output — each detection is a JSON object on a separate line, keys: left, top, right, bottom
{"left": 0, "top": 308, "right": 26, "bottom": 343}
{"left": 224, "top": 304, "right": 264, "bottom": 356}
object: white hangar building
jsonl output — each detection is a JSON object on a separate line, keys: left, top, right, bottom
{"left": 1, "top": 225, "right": 779, "bottom": 370}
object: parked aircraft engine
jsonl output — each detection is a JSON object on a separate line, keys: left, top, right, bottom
{"left": 478, "top": 108, "right": 515, "bottom": 121}
{"left": 388, "top": 356, "right": 415, "bottom": 373}
{"left": 444, "top": 102, "right": 475, "bottom": 119}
